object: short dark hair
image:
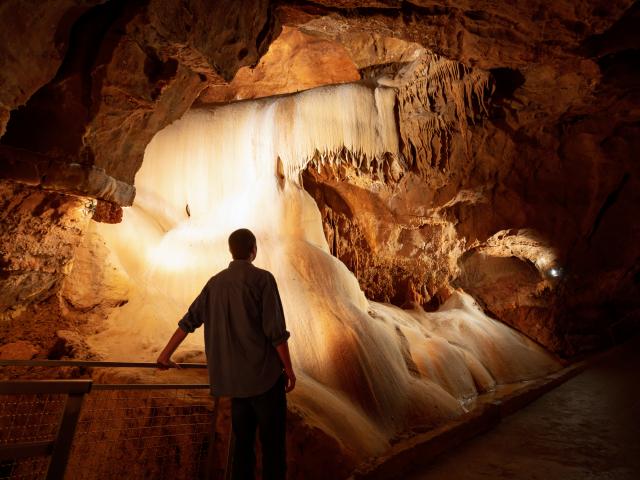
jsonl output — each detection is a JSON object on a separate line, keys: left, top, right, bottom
{"left": 228, "top": 228, "right": 256, "bottom": 260}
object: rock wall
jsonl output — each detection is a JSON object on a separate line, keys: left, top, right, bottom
{"left": 0, "top": 181, "right": 90, "bottom": 317}
{"left": 0, "top": 180, "right": 104, "bottom": 363}
{"left": 0, "top": 0, "right": 106, "bottom": 137}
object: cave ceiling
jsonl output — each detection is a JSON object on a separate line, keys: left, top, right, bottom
{"left": 0, "top": 0, "right": 636, "bottom": 198}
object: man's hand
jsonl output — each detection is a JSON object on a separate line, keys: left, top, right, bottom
{"left": 156, "top": 327, "right": 188, "bottom": 370}
{"left": 284, "top": 367, "right": 296, "bottom": 393}
{"left": 275, "top": 341, "right": 296, "bottom": 393}
{"left": 156, "top": 354, "right": 181, "bottom": 370}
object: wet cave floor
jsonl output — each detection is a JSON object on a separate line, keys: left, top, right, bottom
{"left": 406, "top": 336, "right": 640, "bottom": 480}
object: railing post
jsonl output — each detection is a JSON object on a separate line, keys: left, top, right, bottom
{"left": 46, "top": 381, "right": 92, "bottom": 480}
{"left": 202, "top": 397, "right": 220, "bottom": 480}
{"left": 224, "top": 430, "right": 236, "bottom": 480}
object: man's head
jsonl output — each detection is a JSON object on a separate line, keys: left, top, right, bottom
{"left": 228, "top": 228, "right": 257, "bottom": 261}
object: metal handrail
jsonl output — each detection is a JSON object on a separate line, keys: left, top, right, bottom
{"left": 0, "top": 359, "right": 207, "bottom": 369}
{"left": 1, "top": 360, "right": 210, "bottom": 389}
{"left": 92, "top": 383, "right": 210, "bottom": 390}
{"left": 0, "top": 379, "right": 93, "bottom": 395}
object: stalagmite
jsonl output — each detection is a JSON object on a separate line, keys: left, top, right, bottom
{"left": 91, "top": 82, "right": 560, "bottom": 460}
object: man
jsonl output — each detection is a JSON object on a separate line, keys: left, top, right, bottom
{"left": 157, "top": 228, "right": 295, "bottom": 480}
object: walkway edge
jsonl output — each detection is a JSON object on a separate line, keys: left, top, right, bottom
{"left": 349, "top": 361, "right": 589, "bottom": 480}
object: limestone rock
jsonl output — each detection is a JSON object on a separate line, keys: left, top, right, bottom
{"left": 61, "top": 223, "right": 130, "bottom": 312}
{"left": 0, "top": 108, "right": 8, "bottom": 137}
{"left": 304, "top": 160, "right": 465, "bottom": 309}
{"left": 278, "top": 1, "right": 633, "bottom": 70}
{"left": 0, "top": 0, "right": 105, "bottom": 139}
{"left": 199, "top": 26, "right": 360, "bottom": 103}
{"left": 456, "top": 248, "right": 558, "bottom": 350}
{"left": 0, "top": 181, "right": 90, "bottom": 315}
{"left": 48, "top": 329, "right": 93, "bottom": 359}
{"left": 0, "top": 145, "right": 136, "bottom": 206}
{"left": 0, "top": 340, "right": 38, "bottom": 360}
{"left": 92, "top": 200, "right": 123, "bottom": 224}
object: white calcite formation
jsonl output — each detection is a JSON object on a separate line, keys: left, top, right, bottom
{"left": 91, "top": 83, "right": 560, "bottom": 460}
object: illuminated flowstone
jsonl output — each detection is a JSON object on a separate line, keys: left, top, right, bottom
{"left": 90, "top": 83, "right": 560, "bottom": 460}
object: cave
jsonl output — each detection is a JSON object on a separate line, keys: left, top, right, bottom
{"left": 0, "top": 1, "right": 638, "bottom": 479}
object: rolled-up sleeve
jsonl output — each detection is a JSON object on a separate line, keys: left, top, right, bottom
{"left": 262, "top": 273, "right": 290, "bottom": 346}
{"left": 178, "top": 285, "right": 209, "bottom": 333}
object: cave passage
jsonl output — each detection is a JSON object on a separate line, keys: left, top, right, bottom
{"left": 0, "top": 2, "right": 638, "bottom": 479}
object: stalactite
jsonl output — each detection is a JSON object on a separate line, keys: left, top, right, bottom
{"left": 397, "top": 50, "right": 490, "bottom": 178}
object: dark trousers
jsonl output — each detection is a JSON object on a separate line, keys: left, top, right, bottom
{"left": 230, "top": 375, "right": 287, "bottom": 480}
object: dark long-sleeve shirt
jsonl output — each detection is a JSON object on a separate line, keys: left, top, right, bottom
{"left": 178, "top": 260, "right": 290, "bottom": 398}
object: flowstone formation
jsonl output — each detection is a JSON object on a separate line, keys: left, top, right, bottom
{"left": 87, "top": 93, "right": 560, "bottom": 473}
